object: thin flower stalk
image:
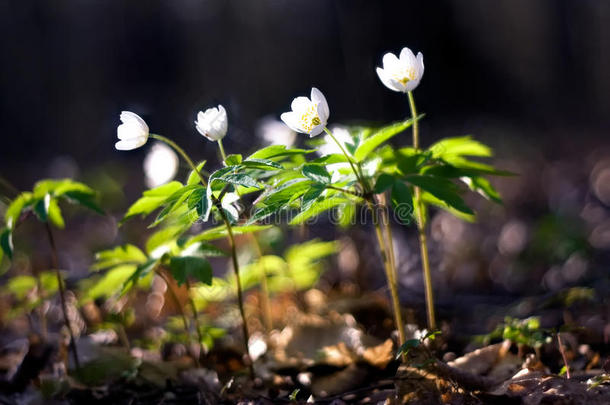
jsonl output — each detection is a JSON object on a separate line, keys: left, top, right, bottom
{"left": 324, "top": 127, "right": 407, "bottom": 354}
{"left": 149, "top": 133, "right": 253, "bottom": 377}
{"left": 407, "top": 90, "right": 436, "bottom": 331}
{"left": 45, "top": 223, "right": 80, "bottom": 370}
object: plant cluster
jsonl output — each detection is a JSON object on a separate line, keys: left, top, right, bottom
{"left": 0, "top": 46, "right": 507, "bottom": 377}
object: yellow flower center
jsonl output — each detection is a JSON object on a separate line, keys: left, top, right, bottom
{"left": 298, "top": 104, "right": 321, "bottom": 133}
{"left": 394, "top": 66, "right": 418, "bottom": 85}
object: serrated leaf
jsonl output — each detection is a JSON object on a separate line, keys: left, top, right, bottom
{"left": 146, "top": 225, "right": 187, "bottom": 256}
{"left": 421, "top": 191, "right": 476, "bottom": 223}
{"left": 187, "top": 161, "right": 207, "bottom": 185}
{"left": 336, "top": 202, "right": 356, "bottom": 228}
{"left": 225, "top": 154, "right": 242, "bottom": 166}
{"left": 391, "top": 181, "right": 414, "bottom": 224}
{"left": 5, "top": 192, "right": 33, "bottom": 230}
{"left": 122, "top": 181, "right": 183, "bottom": 223}
{"left": 186, "top": 224, "right": 273, "bottom": 244}
{"left": 463, "top": 176, "right": 502, "bottom": 203}
{"left": 289, "top": 197, "right": 348, "bottom": 225}
{"left": 47, "top": 198, "right": 65, "bottom": 229}
{"left": 302, "top": 184, "right": 325, "bottom": 211}
{"left": 33, "top": 194, "right": 50, "bottom": 222}
{"left": 353, "top": 117, "right": 419, "bottom": 162}
{"left": 241, "top": 158, "right": 283, "bottom": 170}
{"left": 374, "top": 174, "right": 395, "bottom": 194}
{"left": 62, "top": 190, "right": 104, "bottom": 215}
{"left": 169, "top": 256, "right": 212, "bottom": 286}
{"left": 302, "top": 164, "right": 331, "bottom": 184}
{"left": 83, "top": 265, "right": 136, "bottom": 301}
{"left": 220, "top": 173, "right": 260, "bottom": 189}
{"left": 311, "top": 154, "right": 349, "bottom": 165}
{"left": 406, "top": 175, "right": 473, "bottom": 215}
{"left": 429, "top": 136, "right": 492, "bottom": 159}
{"left": 92, "top": 244, "right": 148, "bottom": 271}
{"left": 150, "top": 184, "right": 199, "bottom": 228}
{"left": 123, "top": 258, "right": 158, "bottom": 292}
{"left": 1, "top": 228, "right": 13, "bottom": 260}
{"left": 263, "top": 178, "right": 313, "bottom": 206}
{"left": 247, "top": 145, "right": 312, "bottom": 160}
{"left": 182, "top": 242, "right": 228, "bottom": 257}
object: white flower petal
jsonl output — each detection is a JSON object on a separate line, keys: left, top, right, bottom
{"left": 291, "top": 96, "right": 312, "bottom": 112}
{"left": 382, "top": 52, "right": 400, "bottom": 70}
{"left": 405, "top": 78, "right": 421, "bottom": 92}
{"left": 115, "top": 137, "right": 147, "bottom": 151}
{"left": 309, "top": 123, "right": 325, "bottom": 137}
{"left": 376, "top": 67, "right": 401, "bottom": 92}
{"left": 195, "top": 104, "right": 228, "bottom": 141}
{"left": 310, "top": 87, "right": 329, "bottom": 123}
{"left": 416, "top": 52, "right": 425, "bottom": 78}
{"left": 399, "top": 47, "right": 417, "bottom": 68}
{"left": 280, "top": 112, "right": 304, "bottom": 134}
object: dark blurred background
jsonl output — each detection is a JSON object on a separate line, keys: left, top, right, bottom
{"left": 1, "top": 0, "right": 610, "bottom": 337}
{"left": 1, "top": 0, "right": 609, "bottom": 187}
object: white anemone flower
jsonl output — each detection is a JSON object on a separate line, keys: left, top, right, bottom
{"left": 317, "top": 126, "right": 353, "bottom": 157}
{"left": 280, "top": 87, "right": 329, "bottom": 137}
{"left": 143, "top": 143, "right": 179, "bottom": 188}
{"left": 195, "top": 105, "right": 228, "bottom": 141}
{"left": 115, "top": 111, "right": 149, "bottom": 150}
{"left": 376, "top": 47, "right": 424, "bottom": 93}
{"left": 256, "top": 116, "right": 297, "bottom": 147}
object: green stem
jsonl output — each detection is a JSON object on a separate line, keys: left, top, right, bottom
{"left": 150, "top": 133, "right": 253, "bottom": 377}
{"left": 407, "top": 91, "right": 436, "bottom": 331}
{"left": 45, "top": 223, "right": 80, "bottom": 371}
{"left": 367, "top": 201, "right": 406, "bottom": 359}
{"left": 185, "top": 279, "right": 206, "bottom": 364}
{"left": 150, "top": 134, "right": 208, "bottom": 187}
{"left": 322, "top": 127, "right": 405, "bottom": 356}
{"left": 323, "top": 127, "right": 367, "bottom": 189}
{"left": 217, "top": 139, "right": 227, "bottom": 162}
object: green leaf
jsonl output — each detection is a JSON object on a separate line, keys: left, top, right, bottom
{"left": 262, "top": 178, "right": 313, "bottom": 206}
{"left": 47, "top": 198, "right": 65, "bottom": 229}
{"left": 289, "top": 197, "right": 348, "bottom": 225}
{"left": 302, "top": 164, "right": 331, "bottom": 184}
{"left": 122, "top": 181, "right": 183, "bottom": 223}
{"left": 169, "top": 256, "right": 212, "bottom": 286}
{"left": 391, "top": 181, "right": 414, "bottom": 224}
{"left": 311, "top": 154, "right": 349, "bottom": 165}
{"left": 406, "top": 175, "right": 473, "bottom": 215}
{"left": 62, "top": 190, "right": 104, "bottom": 215}
{"left": 1, "top": 228, "right": 13, "bottom": 260}
{"left": 123, "top": 258, "right": 158, "bottom": 292}
{"left": 5, "top": 192, "right": 33, "bottom": 230}
{"left": 220, "top": 173, "right": 260, "bottom": 189}
{"left": 83, "top": 265, "right": 136, "bottom": 301}
{"left": 247, "top": 145, "right": 312, "bottom": 160}
{"left": 302, "top": 184, "right": 326, "bottom": 211}
{"left": 241, "top": 158, "right": 283, "bottom": 170}
{"left": 187, "top": 224, "right": 273, "bottom": 244}
{"left": 396, "top": 339, "right": 421, "bottom": 359}
{"left": 464, "top": 176, "right": 502, "bottom": 204}
{"left": 146, "top": 225, "right": 187, "bottom": 256}
{"left": 183, "top": 242, "right": 228, "bottom": 257}
{"left": 336, "top": 202, "right": 356, "bottom": 228}
{"left": 421, "top": 191, "right": 475, "bottom": 223}
{"left": 429, "top": 136, "right": 492, "bottom": 159}
{"left": 187, "top": 161, "right": 207, "bottom": 185}
{"left": 353, "top": 117, "right": 419, "bottom": 162}
{"left": 92, "top": 244, "right": 148, "bottom": 271}
{"left": 374, "top": 174, "right": 395, "bottom": 194}
{"left": 225, "top": 154, "right": 242, "bottom": 166}
{"left": 150, "top": 184, "right": 199, "bottom": 227}
{"left": 33, "top": 194, "right": 50, "bottom": 222}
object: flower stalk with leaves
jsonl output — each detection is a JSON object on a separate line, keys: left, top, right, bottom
{"left": 1, "top": 179, "right": 104, "bottom": 371}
